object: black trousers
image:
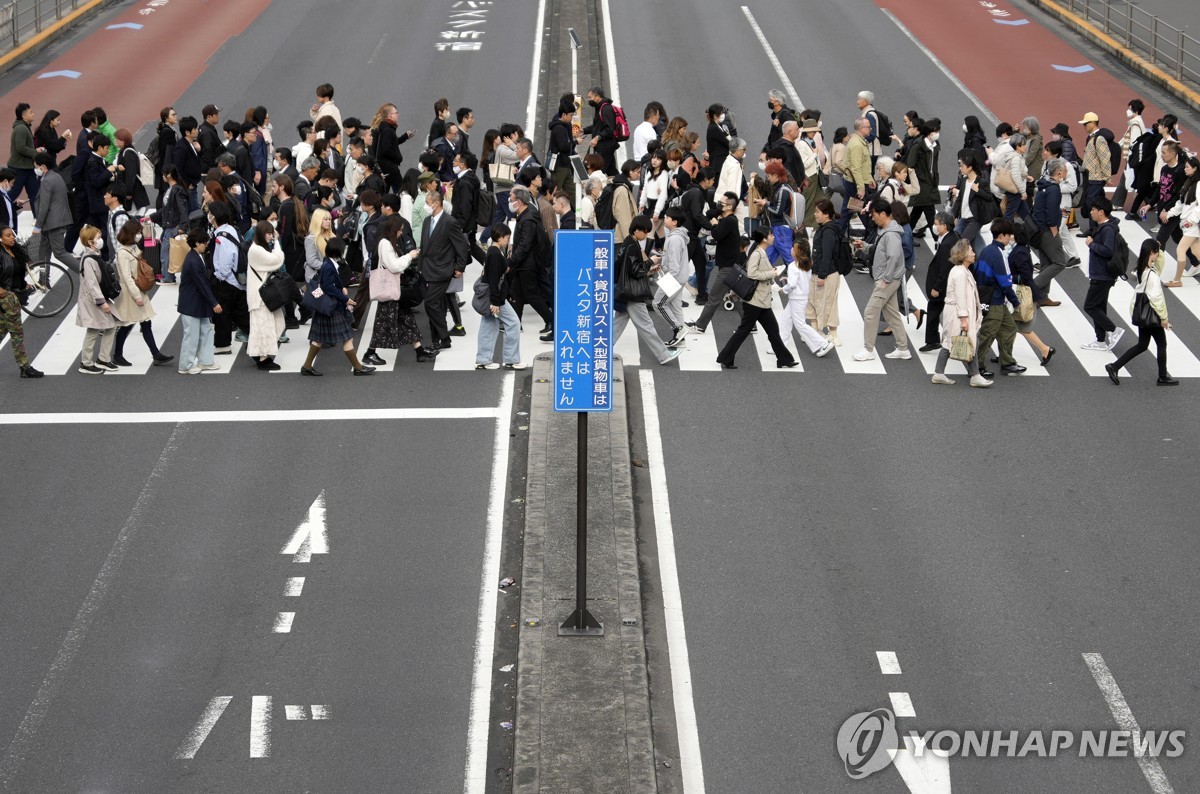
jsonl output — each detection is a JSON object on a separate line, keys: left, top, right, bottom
{"left": 925, "top": 296, "right": 945, "bottom": 347}
{"left": 510, "top": 268, "right": 553, "bottom": 326}
{"left": 909, "top": 204, "right": 935, "bottom": 234}
{"left": 595, "top": 139, "right": 619, "bottom": 176}
{"left": 689, "top": 237, "right": 708, "bottom": 299}
{"left": 114, "top": 320, "right": 163, "bottom": 359}
{"left": 716, "top": 303, "right": 796, "bottom": 367}
{"left": 424, "top": 278, "right": 451, "bottom": 345}
{"left": 1083, "top": 280, "right": 1115, "bottom": 341}
{"left": 1112, "top": 324, "right": 1168, "bottom": 378}
{"left": 212, "top": 281, "right": 251, "bottom": 347}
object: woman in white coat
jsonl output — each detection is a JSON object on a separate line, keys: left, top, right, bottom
{"left": 246, "top": 220, "right": 286, "bottom": 370}
{"left": 779, "top": 236, "right": 834, "bottom": 359}
{"left": 932, "top": 239, "right": 991, "bottom": 387}
{"left": 111, "top": 219, "right": 173, "bottom": 368}
{"left": 75, "top": 226, "right": 122, "bottom": 373}
{"left": 716, "top": 137, "right": 749, "bottom": 229}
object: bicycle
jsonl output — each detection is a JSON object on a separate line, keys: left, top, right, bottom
{"left": 18, "top": 233, "right": 76, "bottom": 319}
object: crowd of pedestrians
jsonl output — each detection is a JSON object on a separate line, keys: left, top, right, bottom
{"left": 2, "top": 84, "right": 1195, "bottom": 385}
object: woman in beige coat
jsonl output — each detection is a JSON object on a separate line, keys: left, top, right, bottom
{"left": 715, "top": 227, "right": 798, "bottom": 369}
{"left": 932, "top": 239, "right": 990, "bottom": 387}
{"left": 75, "top": 226, "right": 122, "bottom": 374}
{"left": 246, "top": 220, "right": 286, "bottom": 370}
{"left": 111, "top": 219, "right": 172, "bottom": 367}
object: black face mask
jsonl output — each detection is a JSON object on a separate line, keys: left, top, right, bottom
{"left": 768, "top": 102, "right": 776, "bottom": 111}
{"left": 589, "top": 99, "right": 600, "bottom": 108}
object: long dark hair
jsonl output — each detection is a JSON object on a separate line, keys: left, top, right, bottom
{"left": 1136, "top": 238, "right": 1160, "bottom": 281}
{"left": 380, "top": 214, "right": 413, "bottom": 255}
{"left": 1179, "top": 155, "right": 1200, "bottom": 204}
{"left": 480, "top": 128, "right": 499, "bottom": 165}
{"left": 963, "top": 115, "right": 984, "bottom": 146}
{"left": 34, "top": 109, "right": 60, "bottom": 140}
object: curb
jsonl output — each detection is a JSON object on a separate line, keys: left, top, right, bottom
{"left": 513, "top": 354, "right": 656, "bottom": 792}
{"left": 0, "top": 0, "right": 108, "bottom": 77}
{"left": 1024, "top": 0, "right": 1200, "bottom": 115}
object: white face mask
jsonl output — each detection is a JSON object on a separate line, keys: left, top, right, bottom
{"left": 355, "top": 165, "right": 365, "bottom": 175}
{"left": 962, "top": 124, "right": 969, "bottom": 133}
{"left": 453, "top": 166, "right": 465, "bottom": 176}
{"left": 1126, "top": 109, "right": 1135, "bottom": 118}
{"left": 717, "top": 114, "right": 726, "bottom": 124}
{"left": 1004, "top": 241, "right": 1015, "bottom": 253}
{"left": 930, "top": 132, "right": 940, "bottom": 142}
{"left": 508, "top": 201, "right": 519, "bottom": 213}
{"left": 135, "top": 233, "right": 144, "bottom": 243}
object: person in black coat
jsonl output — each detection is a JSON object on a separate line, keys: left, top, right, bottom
{"left": 84, "top": 137, "right": 116, "bottom": 232}
{"left": 176, "top": 227, "right": 223, "bottom": 372}
{"left": 371, "top": 105, "right": 415, "bottom": 192}
{"left": 115, "top": 131, "right": 149, "bottom": 211}
{"left": 583, "top": 87, "right": 619, "bottom": 176}
{"left": 474, "top": 223, "right": 525, "bottom": 368}
{"left": 173, "top": 117, "right": 204, "bottom": 209}
{"left": 921, "top": 212, "right": 959, "bottom": 351}
{"left": 417, "top": 189, "right": 470, "bottom": 347}
{"left": 547, "top": 99, "right": 577, "bottom": 194}
{"left": 154, "top": 109, "right": 177, "bottom": 194}
{"left": 197, "top": 105, "right": 223, "bottom": 171}
{"left": 450, "top": 151, "right": 486, "bottom": 265}
{"left": 507, "top": 186, "right": 554, "bottom": 336}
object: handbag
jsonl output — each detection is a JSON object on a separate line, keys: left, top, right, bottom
{"left": 994, "top": 157, "right": 1018, "bottom": 194}
{"left": 619, "top": 261, "right": 652, "bottom": 303}
{"left": 827, "top": 171, "right": 847, "bottom": 196}
{"left": 1132, "top": 291, "right": 1158, "bottom": 327}
{"left": 471, "top": 274, "right": 493, "bottom": 316}
{"left": 369, "top": 264, "right": 402, "bottom": 302}
{"left": 399, "top": 264, "right": 425, "bottom": 309}
{"left": 301, "top": 278, "right": 337, "bottom": 317}
{"left": 256, "top": 268, "right": 301, "bottom": 312}
{"left": 489, "top": 162, "right": 515, "bottom": 187}
{"left": 1012, "top": 283, "right": 1035, "bottom": 323}
{"left": 134, "top": 255, "right": 156, "bottom": 293}
{"left": 722, "top": 264, "right": 758, "bottom": 301}
{"left": 949, "top": 332, "right": 974, "bottom": 362}
{"left": 168, "top": 236, "right": 188, "bottom": 274}
{"left": 846, "top": 196, "right": 865, "bottom": 214}
{"left": 654, "top": 271, "right": 683, "bottom": 299}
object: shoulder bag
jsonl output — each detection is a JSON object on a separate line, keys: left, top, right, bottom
{"left": 472, "top": 274, "right": 493, "bottom": 316}
{"left": 1131, "top": 272, "right": 1159, "bottom": 327}
{"left": 369, "top": 262, "right": 402, "bottom": 302}
{"left": 133, "top": 254, "right": 156, "bottom": 293}
{"left": 1012, "top": 283, "right": 1035, "bottom": 323}
{"left": 254, "top": 266, "right": 302, "bottom": 312}
{"left": 722, "top": 264, "right": 758, "bottom": 301}
{"left": 301, "top": 277, "right": 337, "bottom": 317}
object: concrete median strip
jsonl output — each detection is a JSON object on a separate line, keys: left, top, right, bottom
{"left": 513, "top": 354, "right": 656, "bottom": 792}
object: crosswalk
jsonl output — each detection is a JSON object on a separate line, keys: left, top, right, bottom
{"left": 8, "top": 211, "right": 1200, "bottom": 380}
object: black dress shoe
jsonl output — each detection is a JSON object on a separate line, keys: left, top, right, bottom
{"left": 457, "top": 299, "right": 466, "bottom": 308}
{"left": 111, "top": 355, "right": 133, "bottom": 367}
{"left": 362, "top": 352, "right": 386, "bottom": 366}
{"left": 353, "top": 366, "right": 376, "bottom": 376}
{"left": 301, "top": 367, "right": 323, "bottom": 376}
{"left": 718, "top": 361, "right": 737, "bottom": 369}
{"left": 777, "top": 360, "right": 800, "bottom": 369}
{"left": 539, "top": 324, "right": 553, "bottom": 334}
{"left": 1105, "top": 363, "right": 1119, "bottom": 384}
{"left": 1041, "top": 347, "right": 1056, "bottom": 366}
{"left": 436, "top": 338, "right": 452, "bottom": 349}
{"left": 152, "top": 354, "right": 175, "bottom": 366}
{"left": 918, "top": 343, "right": 939, "bottom": 352}
{"left": 878, "top": 329, "right": 893, "bottom": 336}
{"left": 1157, "top": 375, "right": 1179, "bottom": 385}
{"left": 539, "top": 332, "right": 553, "bottom": 342}
{"left": 415, "top": 346, "right": 438, "bottom": 362}
{"left": 1001, "top": 363, "right": 1027, "bottom": 375}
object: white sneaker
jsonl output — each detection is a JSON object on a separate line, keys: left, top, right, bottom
{"left": 661, "top": 349, "right": 681, "bottom": 364}
{"left": 969, "top": 374, "right": 993, "bottom": 388}
{"left": 852, "top": 348, "right": 876, "bottom": 361}
{"left": 199, "top": 362, "right": 221, "bottom": 371}
{"left": 1106, "top": 327, "right": 1125, "bottom": 350}
{"left": 1183, "top": 265, "right": 1200, "bottom": 278}
{"left": 686, "top": 323, "right": 705, "bottom": 335}
{"left": 931, "top": 373, "right": 954, "bottom": 385}
{"left": 816, "top": 340, "right": 834, "bottom": 358}
{"left": 884, "top": 348, "right": 912, "bottom": 360}
{"left": 182, "top": 366, "right": 202, "bottom": 375}
{"left": 503, "top": 362, "right": 528, "bottom": 370}
{"left": 828, "top": 331, "right": 842, "bottom": 347}
{"left": 1080, "top": 340, "right": 1109, "bottom": 351}
{"left": 475, "top": 362, "right": 501, "bottom": 370}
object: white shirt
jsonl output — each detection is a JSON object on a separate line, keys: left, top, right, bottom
{"left": 632, "top": 121, "right": 657, "bottom": 161}
{"left": 959, "top": 181, "right": 973, "bottom": 219}
{"left": 293, "top": 141, "right": 313, "bottom": 166}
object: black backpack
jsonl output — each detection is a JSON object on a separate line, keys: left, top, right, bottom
{"left": 1098, "top": 128, "right": 1121, "bottom": 174}
{"left": 872, "top": 110, "right": 894, "bottom": 145}
{"left": 87, "top": 253, "right": 122, "bottom": 300}
{"left": 1107, "top": 228, "right": 1132, "bottom": 280}
{"left": 476, "top": 188, "right": 497, "bottom": 229}
{"left": 1128, "top": 131, "right": 1156, "bottom": 170}
{"left": 594, "top": 184, "right": 617, "bottom": 230}
{"left": 204, "top": 229, "right": 250, "bottom": 285}
{"left": 833, "top": 228, "right": 854, "bottom": 276}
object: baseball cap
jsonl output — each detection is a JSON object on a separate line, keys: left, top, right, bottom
{"left": 1078, "top": 111, "right": 1099, "bottom": 124}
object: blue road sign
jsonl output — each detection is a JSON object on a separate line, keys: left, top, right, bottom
{"left": 553, "top": 230, "right": 614, "bottom": 413}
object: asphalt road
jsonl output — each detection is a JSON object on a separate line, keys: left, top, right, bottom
{"left": 3, "top": 0, "right": 1200, "bottom": 792}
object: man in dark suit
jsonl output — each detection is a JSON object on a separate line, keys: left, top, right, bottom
{"left": 450, "top": 151, "right": 485, "bottom": 264}
{"left": 418, "top": 189, "right": 470, "bottom": 347}
{"left": 431, "top": 124, "right": 460, "bottom": 183}
{"left": 198, "top": 104, "right": 223, "bottom": 171}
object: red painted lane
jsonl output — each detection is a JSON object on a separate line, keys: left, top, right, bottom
{"left": 1, "top": 0, "right": 272, "bottom": 159}
{"left": 877, "top": 0, "right": 1171, "bottom": 143}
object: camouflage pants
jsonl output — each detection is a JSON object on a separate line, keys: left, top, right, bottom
{"left": 0, "top": 292, "right": 29, "bottom": 367}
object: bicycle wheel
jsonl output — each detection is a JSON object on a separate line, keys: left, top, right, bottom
{"left": 23, "top": 260, "right": 76, "bottom": 319}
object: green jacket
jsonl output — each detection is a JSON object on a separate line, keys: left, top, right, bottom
{"left": 7, "top": 120, "right": 35, "bottom": 169}
{"left": 98, "top": 120, "right": 118, "bottom": 165}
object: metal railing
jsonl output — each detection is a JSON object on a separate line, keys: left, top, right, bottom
{"left": 1057, "top": 0, "right": 1199, "bottom": 87}
{"left": 1, "top": 0, "right": 93, "bottom": 52}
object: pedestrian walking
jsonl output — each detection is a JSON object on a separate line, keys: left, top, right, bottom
{"left": 246, "top": 220, "right": 286, "bottom": 370}
{"left": 1106, "top": 240, "right": 1177, "bottom": 385}
{"left": 852, "top": 200, "right": 911, "bottom": 361}
{"left": 807, "top": 199, "right": 842, "bottom": 346}
{"left": 930, "top": 239, "right": 990, "bottom": 387}
{"left": 301, "top": 237, "right": 374, "bottom": 376}
{"left": 0, "top": 226, "right": 42, "bottom": 377}
{"left": 715, "top": 227, "right": 798, "bottom": 369}
{"left": 779, "top": 237, "right": 834, "bottom": 358}
{"left": 177, "top": 228, "right": 221, "bottom": 373}
{"left": 76, "top": 226, "right": 121, "bottom": 374}
{"left": 111, "top": 220, "right": 173, "bottom": 367}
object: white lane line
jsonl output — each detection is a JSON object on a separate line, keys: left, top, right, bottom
{"left": 889, "top": 691, "right": 916, "bottom": 718}
{"left": 282, "top": 492, "right": 329, "bottom": 563}
{"left": 0, "top": 425, "right": 188, "bottom": 787}
{"left": 463, "top": 373, "right": 515, "bottom": 794}
{"left": 639, "top": 370, "right": 706, "bottom": 793}
{"left": 526, "top": 0, "right": 548, "bottom": 140}
{"left": 0, "top": 265, "right": 67, "bottom": 354}
{"left": 29, "top": 303, "right": 85, "bottom": 375}
{"left": 877, "top": 651, "right": 902, "bottom": 675}
{"left": 834, "top": 279, "right": 887, "bottom": 374}
{"left": 115, "top": 287, "right": 180, "bottom": 375}
{"left": 285, "top": 705, "right": 307, "bottom": 721}
{"left": 598, "top": 0, "right": 627, "bottom": 163}
{"left": 250, "top": 695, "right": 272, "bottom": 759}
{"left": 757, "top": 292, "right": 803, "bottom": 372}
{"left": 879, "top": 8, "right": 1000, "bottom": 128}
{"left": 1083, "top": 653, "right": 1175, "bottom": 793}
{"left": 1, "top": 406, "right": 503, "bottom": 425}
{"left": 284, "top": 576, "right": 305, "bottom": 597}
{"left": 677, "top": 294, "right": 721, "bottom": 371}
{"left": 311, "top": 704, "right": 331, "bottom": 721}
{"left": 1116, "top": 216, "right": 1200, "bottom": 322}
{"left": 272, "top": 612, "right": 295, "bottom": 633}
{"left": 173, "top": 695, "right": 233, "bottom": 759}
{"left": 740, "top": 6, "right": 804, "bottom": 111}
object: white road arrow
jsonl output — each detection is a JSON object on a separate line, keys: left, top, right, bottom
{"left": 281, "top": 491, "right": 328, "bottom": 563}
{"left": 889, "top": 732, "right": 951, "bottom": 794}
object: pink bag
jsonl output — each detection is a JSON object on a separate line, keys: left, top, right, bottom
{"left": 369, "top": 266, "right": 402, "bottom": 302}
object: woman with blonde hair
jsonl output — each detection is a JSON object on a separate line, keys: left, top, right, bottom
{"left": 304, "top": 207, "right": 335, "bottom": 282}
{"left": 370, "top": 102, "right": 414, "bottom": 191}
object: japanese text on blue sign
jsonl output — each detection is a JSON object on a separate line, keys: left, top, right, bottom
{"left": 553, "top": 231, "right": 614, "bottom": 413}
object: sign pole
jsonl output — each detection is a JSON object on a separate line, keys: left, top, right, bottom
{"left": 559, "top": 412, "right": 602, "bottom": 635}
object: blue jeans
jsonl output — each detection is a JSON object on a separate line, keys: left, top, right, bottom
{"left": 766, "top": 224, "right": 794, "bottom": 265}
{"left": 954, "top": 218, "right": 985, "bottom": 255}
{"left": 179, "top": 315, "right": 215, "bottom": 369}
{"left": 160, "top": 225, "right": 178, "bottom": 282}
{"left": 8, "top": 167, "right": 38, "bottom": 210}
{"left": 475, "top": 302, "right": 522, "bottom": 365}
